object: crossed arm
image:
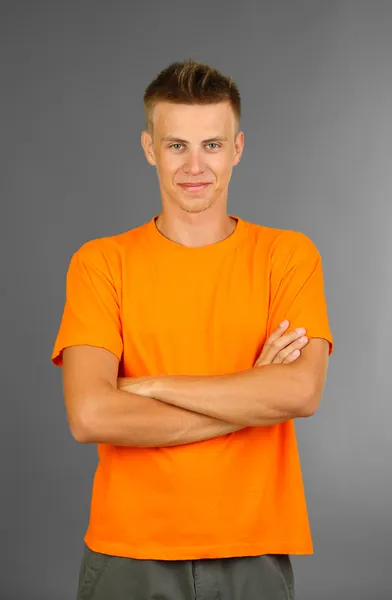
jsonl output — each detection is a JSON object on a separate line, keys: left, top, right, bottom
{"left": 117, "top": 338, "right": 329, "bottom": 424}
{"left": 118, "top": 364, "right": 310, "bottom": 426}
{"left": 63, "top": 339, "right": 328, "bottom": 447}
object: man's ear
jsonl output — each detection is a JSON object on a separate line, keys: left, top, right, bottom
{"left": 233, "top": 130, "right": 245, "bottom": 166}
{"left": 141, "top": 130, "right": 157, "bottom": 166}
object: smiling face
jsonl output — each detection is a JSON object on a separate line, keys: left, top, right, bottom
{"left": 141, "top": 101, "right": 244, "bottom": 216}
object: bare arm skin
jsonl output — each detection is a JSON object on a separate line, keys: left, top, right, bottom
{"left": 117, "top": 337, "right": 329, "bottom": 427}
{"left": 62, "top": 325, "right": 322, "bottom": 447}
{"left": 62, "top": 346, "right": 295, "bottom": 448}
{"left": 62, "top": 345, "right": 243, "bottom": 447}
{"left": 118, "top": 364, "right": 310, "bottom": 428}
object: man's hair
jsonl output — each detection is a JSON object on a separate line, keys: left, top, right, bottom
{"left": 143, "top": 59, "right": 241, "bottom": 134}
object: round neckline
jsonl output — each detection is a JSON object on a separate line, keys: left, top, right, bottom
{"left": 147, "top": 214, "right": 245, "bottom": 255}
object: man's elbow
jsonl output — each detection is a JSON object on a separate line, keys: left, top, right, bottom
{"left": 68, "top": 411, "right": 91, "bottom": 443}
{"left": 249, "top": 383, "right": 316, "bottom": 426}
{"left": 66, "top": 397, "right": 97, "bottom": 444}
{"left": 296, "top": 382, "right": 322, "bottom": 418}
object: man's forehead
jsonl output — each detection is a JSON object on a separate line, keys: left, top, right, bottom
{"left": 153, "top": 102, "right": 235, "bottom": 137}
{"left": 161, "top": 134, "right": 229, "bottom": 143}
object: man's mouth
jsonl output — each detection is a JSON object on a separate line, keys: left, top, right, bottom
{"left": 178, "top": 183, "right": 211, "bottom": 193}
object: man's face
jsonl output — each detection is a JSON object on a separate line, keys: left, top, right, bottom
{"left": 141, "top": 101, "right": 244, "bottom": 215}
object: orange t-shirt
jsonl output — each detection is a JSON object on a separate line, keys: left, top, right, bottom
{"left": 52, "top": 215, "right": 334, "bottom": 560}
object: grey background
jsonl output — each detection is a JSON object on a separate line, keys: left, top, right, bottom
{"left": 1, "top": 1, "right": 391, "bottom": 599}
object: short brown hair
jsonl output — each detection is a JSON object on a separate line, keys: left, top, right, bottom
{"left": 143, "top": 59, "right": 241, "bottom": 134}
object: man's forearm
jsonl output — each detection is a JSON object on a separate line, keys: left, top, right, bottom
{"left": 77, "top": 386, "right": 249, "bottom": 447}
{"left": 119, "top": 364, "right": 312, "bottom": 427}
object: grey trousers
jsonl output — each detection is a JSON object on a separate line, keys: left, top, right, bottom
{"left": 77, "top": 543, "right": 295, "bottom": 600}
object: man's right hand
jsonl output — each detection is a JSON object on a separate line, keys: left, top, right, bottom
{"left": 254, "top": 320, "right": 308, "bottom": 367}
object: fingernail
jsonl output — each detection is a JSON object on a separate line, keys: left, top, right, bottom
{"left": 280, "top": 320, "right": 288, "bottom": 327}
{"left": 296, "top": 327, "right": 306, "bottom": 334}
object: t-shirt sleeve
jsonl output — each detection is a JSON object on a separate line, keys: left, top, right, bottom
{"left": 51, "top": 241, "right": 123, "bottom": 367}
{"left": 267, "top": 230, "right": 334, "bottom": 355}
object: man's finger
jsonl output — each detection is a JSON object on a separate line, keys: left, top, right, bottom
{"left": 264, "top": 320, "right": 290, "bottom": 345}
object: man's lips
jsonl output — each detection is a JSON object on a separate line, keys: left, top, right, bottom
{"left": 178, "top": 182, "right": 212, "bottom": 192}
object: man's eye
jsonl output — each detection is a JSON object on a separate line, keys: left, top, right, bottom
{"left": 169, "top": 143, "right": 221, "bottom": 150}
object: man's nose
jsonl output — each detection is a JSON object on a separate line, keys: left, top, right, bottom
{"left": 183, "top": 151, "right": 205, "bottom": 174}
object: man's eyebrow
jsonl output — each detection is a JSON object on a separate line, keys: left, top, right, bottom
{"left": 161, "top": 136, "right": 229, "bottom": 143}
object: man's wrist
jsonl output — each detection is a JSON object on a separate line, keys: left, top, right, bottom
{"left": 141, "top": 375, "right": 161, "bottom": 397}
{"left": 144, "top": 375, "right": 167, "bottom": 399}
{"left": 117, "top": 375, "right": 160, "bottom": 397}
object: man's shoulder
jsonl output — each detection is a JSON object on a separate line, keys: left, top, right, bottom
{"left": 71, "top": 219, "right": 150, "bottom": 263}
{"left": 242, "top": 217, "right": 314, "bottom": 251}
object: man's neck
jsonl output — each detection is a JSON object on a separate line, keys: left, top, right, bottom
{"left": 154, "top": 213, "right": 237, "bottom": 248}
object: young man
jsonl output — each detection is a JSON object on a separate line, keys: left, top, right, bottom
{"left": 52, "top": 60, "right": 333, "bottom": 600}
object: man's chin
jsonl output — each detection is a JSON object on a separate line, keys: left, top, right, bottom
{"left": 178, "top": 200, "right": 213, "bottom": 214}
